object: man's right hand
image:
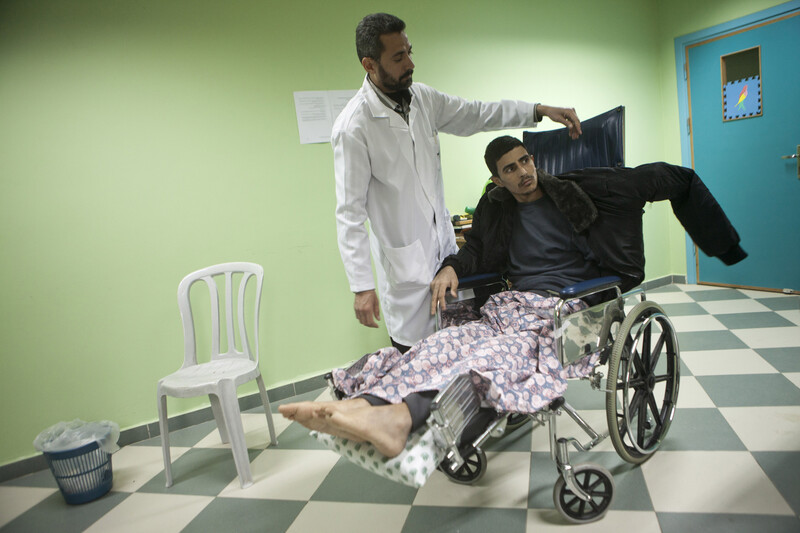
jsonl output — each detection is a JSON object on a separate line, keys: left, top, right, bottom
{"left": 536, "top": 104, "right": 582, "bottom": 139}
{"left": 430, "top": 266, "right": 459, "bottom": 315}
{"left": 354, "top": 289, "right": 381, "bottom": 328}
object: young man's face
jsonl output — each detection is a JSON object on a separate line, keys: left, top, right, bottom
{"left": 363, "top": 31, "right": 415, "bottom": 92}
{"left": 490, "top": 145, "right": 542, "bottom": 203}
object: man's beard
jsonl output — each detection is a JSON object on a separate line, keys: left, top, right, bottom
{"left": 377, "top": 63, "right": 413, "bottom": 92}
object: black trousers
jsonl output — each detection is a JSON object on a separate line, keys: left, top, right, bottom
{"left": 361, "top": 391, "right": 437, "bottom": 433}
{"left": 390, "top": 337, "right": 412, "bottom": 354}
{"left": 360, "top": 392, "right": 496, "bottom": 445}
{"left": 364, "top": 339, "right": 494, "bottom": 444}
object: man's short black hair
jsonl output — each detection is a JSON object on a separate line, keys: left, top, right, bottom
{"left": 484, "top": 136, "right": 525, "bottom": 177}
{"left": 355, "top": 13, "right": 406, "bottom": 61}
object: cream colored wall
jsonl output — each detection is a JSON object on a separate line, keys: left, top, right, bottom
{"left": 1, "top": 0, "right": 786, "bottom": 467}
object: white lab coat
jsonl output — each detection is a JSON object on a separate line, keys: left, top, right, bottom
{"left": 333, "top": 76, "right": 538, "bottom": 346}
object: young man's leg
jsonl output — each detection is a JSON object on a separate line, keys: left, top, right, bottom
{"left": 337, "top": 391, "right": 495, "bottom": 455}
{"left": 319, "top": 399, "right": 413, "bottom": 458}
{"left": 280, "top": 392, "right": 435, "bottom": 458}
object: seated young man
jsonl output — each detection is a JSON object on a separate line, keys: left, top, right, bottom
{"left": 280, "top": 136, "right": 746, "bottom": 458}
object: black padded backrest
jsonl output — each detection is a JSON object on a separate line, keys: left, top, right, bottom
{"left": 523, "top": 106, "right": 625, "bottom": 175}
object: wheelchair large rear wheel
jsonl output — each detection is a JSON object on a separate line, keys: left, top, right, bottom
{"left": 606, "top": 301, "right": 679, "bottom": 464}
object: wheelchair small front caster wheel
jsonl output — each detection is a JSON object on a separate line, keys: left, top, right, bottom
{"left": 441, "top": 448, "right": 487, "bottom": 484}
{"left": 553, "top": 464, "right": 615, "bottom": 523}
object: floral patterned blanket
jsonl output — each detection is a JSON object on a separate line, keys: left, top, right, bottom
{"left": 332, "top": 291, "right": 600, "bottom": 415}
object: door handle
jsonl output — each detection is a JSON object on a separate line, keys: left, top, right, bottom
{"left": 782, "top": 145, "right": 800, "bottom": 180}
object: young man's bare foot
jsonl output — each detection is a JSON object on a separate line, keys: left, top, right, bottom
{"left": 321, "top": 403, "right": 413, "bottom": 458}
{"left": 278, "top": 398, "right": 370, "bottom": 430}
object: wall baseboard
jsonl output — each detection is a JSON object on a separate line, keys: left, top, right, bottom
{"left": 0, "top": 275, "right": 687, "bottom": 483}
{"left": 0, "top": 373, "right": 329, "bottom": 484}
{"left": 642, "top": 274, "right": 687, "bottom": 290}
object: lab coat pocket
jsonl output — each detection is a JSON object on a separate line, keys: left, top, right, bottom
{"left": 382, "top": 240, "right": 432, "bottom": 288}
{"left": 427, "top": 134, "right": 442, "bottom": 171}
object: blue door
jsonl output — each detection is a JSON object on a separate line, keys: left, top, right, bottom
{"left": 685, "top": 10, "right": 800, "bottom": 293}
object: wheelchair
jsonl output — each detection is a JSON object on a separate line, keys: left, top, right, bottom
{"left": 426, "top": 272, "right": 680, "bottom": 523}
{"left": 322, "top": 107, "right": 680, "bottom": 523}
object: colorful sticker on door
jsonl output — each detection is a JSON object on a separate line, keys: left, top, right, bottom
{"left": 723, "top": 76, "right": 762, "bottom": 121}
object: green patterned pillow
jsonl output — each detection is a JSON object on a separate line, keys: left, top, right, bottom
{"left": 310, "top": 427, "right": 445, "bottom": 488}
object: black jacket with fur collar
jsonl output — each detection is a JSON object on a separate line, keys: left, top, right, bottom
{"left": 441, "top": 163, "right": 746, "bottom": 293}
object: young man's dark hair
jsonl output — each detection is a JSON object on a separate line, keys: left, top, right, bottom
{"left": 484, "top": 135, "right": 525, "bottom": 176}
{"left": 355, "top": 13, "right": 406, "bottom": 61}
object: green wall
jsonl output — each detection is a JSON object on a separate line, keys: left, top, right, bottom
{"left": 0, "top": 0, "right": 786, "bottom": 467}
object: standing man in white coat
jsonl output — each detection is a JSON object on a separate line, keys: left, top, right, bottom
{"left": 333, "top": 12, "right": 582, "bottom": 352}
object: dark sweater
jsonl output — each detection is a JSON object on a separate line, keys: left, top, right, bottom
{"left": 442, "top": 163, "right": 747, "bottom": 293}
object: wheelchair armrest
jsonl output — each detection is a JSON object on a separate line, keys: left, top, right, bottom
{"left": 558, "top": 276, "right": 622, "bottom": 301}
{"left": 437, "top": 273, "right": 507, "bottom": 329}
{"left": 457, "top": 273, "right": 505, "bottom": 290}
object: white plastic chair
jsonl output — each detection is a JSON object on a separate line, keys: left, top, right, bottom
{"left": 157, "top": 262, "right": 277, "bottom": 489}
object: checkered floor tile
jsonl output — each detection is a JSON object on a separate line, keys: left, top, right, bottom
{"left": 2, "top": 284, "right": 799, "bottom": 532}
